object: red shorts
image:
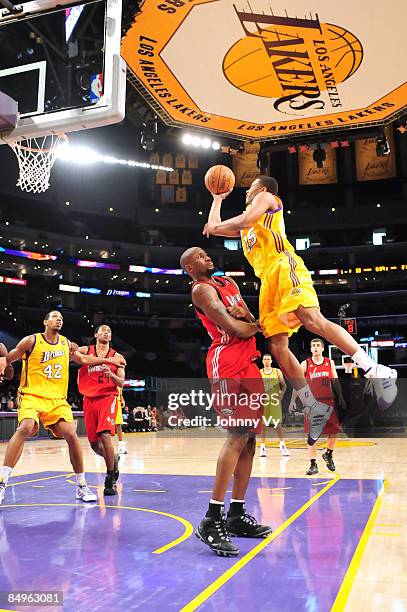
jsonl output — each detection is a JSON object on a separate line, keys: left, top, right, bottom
{"left": 304, "top": 402, "right": 340, "bottom": 435}
{"left": 83, "top": 395, "right": 118, "bottom": 443}
{"left": 211, "top": 361, "right": 265, "bottom": 435}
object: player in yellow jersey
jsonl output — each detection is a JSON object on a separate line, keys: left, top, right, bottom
{"left": 0, "top": 311, "right": 126, "bottom": 505}
{"left": 203, "top": 176, "right": 397, "bottom": 444}
{"left": 115, "top": 387, "right": 127, "bottom": 454}
{"left": 259, "top": 354, "right": 289, "bottom": 458}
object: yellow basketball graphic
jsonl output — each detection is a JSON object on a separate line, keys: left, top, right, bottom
{"left": 223, "top": 22, "right": 363, "bottom": 98}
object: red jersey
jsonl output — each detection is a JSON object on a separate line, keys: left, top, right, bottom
{"left": 77, "top": 345, "right": 119, "bottom": 398}
{"left": 193, "top": 276, "right": 259, "bottom": 379}
{"left": 305, "top": 357, "right": 335, "bottom": 405}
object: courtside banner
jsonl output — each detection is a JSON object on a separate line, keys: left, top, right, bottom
{"left": 299, "top": 145, "right": 337, "bottom": 185}
{"left": 122, "top": 0, "right": 407, "bottom": 141}
{"left": 356, "top": 126, "right": 397, "bottom": 181}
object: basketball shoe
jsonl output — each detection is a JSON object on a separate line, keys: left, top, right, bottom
{"left": 259, "top": 443, "right": 267, "bottom": 457}
{"left": 196, "top": 514, "right": 239, "bottom": 557}
{"left": 76, "top": 482, "right": 97, "bottom": 502}
{"left": 306, "top": 461, "right": 318, "bottom": 476}
{"left": 226, "top": 507, "right": 272, "bottom": 538}
{"left": 365, "top": 364, "right": 398, "bottom": 410}
{"left": 104, "top": 474, "right": 117, "bottom": 496}
{"left": 322, "top": 451, "right": 336, "bottom": 472}
{"left": 279, "top": 441, "right": 290, "bottom": 456}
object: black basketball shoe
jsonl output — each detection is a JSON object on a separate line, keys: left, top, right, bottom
{"left": 114, "top": 453, "right": 120, "bottom": 481}
{"left": 322, "top": 451, "right": 336, "bottom": 472}
{"left": 195, "top": 516, "right": 239, "bottom": 557}
{"left": 306, "top": 462, "right": 319, "bottom": 476}
{"left": 104, "top": 474, "right": 117, "bottom": 496}
{"left": 226, "top": 510, "right": 272, "bottom": 538}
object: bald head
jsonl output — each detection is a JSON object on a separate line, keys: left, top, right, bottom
{"left": 180, "top": 247, "right": 215, "bottom": 280}
{"left": 180, "top": 247, "right": 200, "bottom": 272}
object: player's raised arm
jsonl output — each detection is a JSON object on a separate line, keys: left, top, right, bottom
{"left": 203, "top": 190, "right": 279, "bottom": 238}
{"left": 192, "top": 283, "right": 258, "bottom": 339}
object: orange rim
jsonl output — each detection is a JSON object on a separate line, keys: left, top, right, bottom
{"left": 10, "top": 133, "right": 68, "bottom": 153}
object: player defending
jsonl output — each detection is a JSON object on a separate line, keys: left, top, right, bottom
{"left": 0, "top": 311, "right": 126, "bottom": 504}
{"left": 203, "top": 176, "right": 397, "bottom": 445}
{"left": 77, "top": 325, "right": 125, "bottom": 496}
{"left": 259, "top": 354, "right": 289, "bottom": 458}
{"left": 181, "top": 247, "right": 272, "bottom": 558}
{"left": 289, "top": 339, "right": 346, "bottom": 475}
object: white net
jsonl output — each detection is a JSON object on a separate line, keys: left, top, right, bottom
{"left": 9, "top": 134, "right": 65, "bottom": 194}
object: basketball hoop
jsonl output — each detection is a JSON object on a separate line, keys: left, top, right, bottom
{"left": 8, "top": 133, "right": 67, "bottom": 194}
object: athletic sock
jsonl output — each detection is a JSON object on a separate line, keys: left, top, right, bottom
{"left": 326, "top": 449, "right": 333, "bottom": 456}
{"left": 297, "top": 384, "right": 317, "bottom": 408}
{"left": 107, "top": 470, "right": 115, "bottom": 478}
{"left": 310, "top": 459, "right": 317, "bottom": 466}
{"left": 75, "top": 473, "right": 86, "bottom": 487}
{"left": 228, "top": 499, "right": 245, "bottom": 516}
{"left": 0, "top": 466, "right": 12, "bottom": 484}
{"left": 206, "top": 499, "right": 224, "bottom": 519}
{"left": 352, "top": 348, "right": 376, "bottom": 374}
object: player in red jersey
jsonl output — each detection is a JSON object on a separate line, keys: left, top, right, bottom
{"left": 77, "top": 325, "right": 125, "bottom": 496}
{"left": 289, "top": 338, "right": 346, "bottom": 475}
{"left": 181, "top": 247, "right": 272, "bottom": 558}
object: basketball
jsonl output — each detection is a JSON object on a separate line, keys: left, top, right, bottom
{"left": 204, "top": 165, "right": 235, "bottom": 194}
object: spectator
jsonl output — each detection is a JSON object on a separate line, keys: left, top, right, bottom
{"left": 6, "top": 399, "right": 16, "bottom": 412}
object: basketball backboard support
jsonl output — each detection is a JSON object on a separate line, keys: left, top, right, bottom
{"left": 0, "top": 0, "right": 126, "bottom": 144}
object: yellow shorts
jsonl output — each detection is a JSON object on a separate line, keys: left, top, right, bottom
{"left": 115, "top": 399, "right": 123, "bottom": 425}
{"left": 17, "top": 394, "right": 73, "bottom": 431}
{"left": 259, "top": 253, "right": 319, "bottom": 338}
{"left": 263, "top": 400, "right": 282, "bottom": 423}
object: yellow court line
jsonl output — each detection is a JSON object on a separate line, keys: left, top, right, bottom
{"left": 370, "top": 532, "right": 401, "bottom": 537}
{"left": 312, "top": 478, "right": 338, "bottom": 487}
{"left": 8, "top": 472, "right": 74, "bottom": 487}
{"left": 375, "top": 523, "right": 401, "bottom": 527}
{"left": 181, "top": 478, "right": 338, "bottom": 612}
{"left": 0, "top": 503, "right": 193, "bottom": 555}
{"left": 331, "top": 480, "right": 387, "bottom": 612}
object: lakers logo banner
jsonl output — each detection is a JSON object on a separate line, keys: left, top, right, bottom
{"left": 122, "top": 0, "right": 407, "bottom": 141}
{"left": 232, "top": 142, "right": 260, "bottom": 187}
{"left": 356, "top": 127, "right": 396, "bottom": 181}
{"left": 299, "top": 146, "right": 337, "bottom": 185}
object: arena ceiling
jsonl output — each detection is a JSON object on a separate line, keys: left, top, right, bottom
{"left": 122, "top": 0, "right": 407, "bottom": 141}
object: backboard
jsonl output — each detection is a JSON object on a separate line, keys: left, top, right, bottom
{"left": 0, "top": 0, "right": 126, "bottom": 144}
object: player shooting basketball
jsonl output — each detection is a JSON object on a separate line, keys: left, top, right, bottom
{"left": 203, "top": 176, "right": 397, "bottom": 444}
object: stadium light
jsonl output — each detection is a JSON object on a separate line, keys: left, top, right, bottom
{"left": 56, "top": 142, "right": 173, "bottom": 171}
{"left": 181, "top": 132, "right": 221, "bottom": 151}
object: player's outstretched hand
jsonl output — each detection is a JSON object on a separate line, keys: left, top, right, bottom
{"left": 203, "top": 222, "right": 216, "bottom": 238}
{"left": 111, "top": 353, "right": 126, "bottom": 368}
{"left": 212, "top": 189, "right": 233, "bottom": 200}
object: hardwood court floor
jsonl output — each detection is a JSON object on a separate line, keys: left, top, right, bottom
{"left": 0, "top": 432, "right": 405, "bottom": 611}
